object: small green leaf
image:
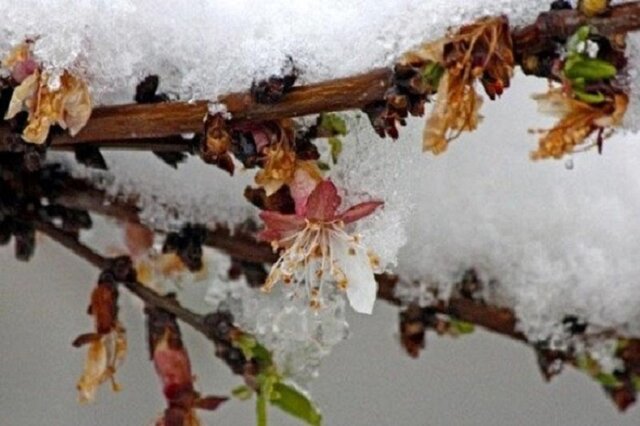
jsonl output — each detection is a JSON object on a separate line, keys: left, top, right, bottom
{"left": 576, "top": 355, "right": 589, "bottom": 371}
{"left": 564, "top": 58, "right": 617, "bottom": 81}
{"left": 573, "top": 89, "right": 605, "bottom": 104}
{"left": 595, "top": 373, "right": 622, "bottom": 389}
{"left": 421, "top": 62, "right": 445, "bottom": 88}
{"left": 252, "top": 342, "right": 273, "bottom": 366}
{"left": 328, "top": 137, "right": 343, "bottom": 164}
{"left": 319, "top": 113, "right": 347, "bottom": 136}
{"left": 232, "top": 385, "right": 254, "bottom": 401}
{"left": 576, "top": 355, "right": 599, "bottom": 375}
{"left": 271, "top": 382, "right": 322, "bottom": 426}
{"left": 632, "top": 375, "right": 640, "bottom": 391}
{"left": 567, "top": 25, "right": 592, "bottom": 53}
{"left": 232, "top": 333, "right": 273, "bottom": 367}
{"left": 317, "top": 161, "right": 330, "bottom": 171}
{"left": 233, "top": 334, "right": 257, "bottom": 360}
{"left": 450, "top": 319, "right": 475, "bottom": 335}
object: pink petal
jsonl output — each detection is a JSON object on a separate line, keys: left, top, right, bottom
{"left": 12, "top": 59, "right": 38, "bottom": 83}
{"left": 305, "top": 180, "right": 341, "bottom": 221}
{"left": 339, "top": 200, "right": 384, "bottom": 224}
{"left": 290, "top": 168, "right": 319, "bottom": 216}
{"left": 258, "top": 211, "right": 305, "bottom": 241}
{"left": 252, "top": 129, "right": 271, "bottom": 152}
{"left": 124, "top": 222, "right": 154, "bottom": 258}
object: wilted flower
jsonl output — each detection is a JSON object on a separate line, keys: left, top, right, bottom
{"left": 423, "top": 72, "right": 484, "bottom": 154}
{"left": 147, "top": 304, "right": 227, "bottom": 426}
{"left": 5, "top": 70, "right": 92, "bottom": 144}
{"left": 254, "top": 119, "right": 323, "bottom": 204}
{"left": 406, "top": 16, "right": 513, "bottom": 154}
{"left": 531, "top": 88, "right": 628, "bottom": 159}
{"left": 2, "top": 42, "right": 38, "bottom": 83}
{"left": 75, "top": 327, "right": 127, "bottom": 403}
{"left": 73, "top": 277, "right": 127, "bottom": 403}
{"left": 202, "top": 113, "right": 235, "bottom": 174}
{"left": 259, "top": 180, "right": 383, "bottom": 314}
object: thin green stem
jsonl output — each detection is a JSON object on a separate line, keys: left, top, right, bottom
{"left": 256, "top": 391, "right": 268, "bottom": 426}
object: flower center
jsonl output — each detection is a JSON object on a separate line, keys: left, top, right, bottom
{"left": 262, "top": 220, "right": 371, "bottom": 309}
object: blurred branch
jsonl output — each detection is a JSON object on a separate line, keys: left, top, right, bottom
{"left": 53, "top": 175, "right": 278, "bottom": 263}
{"left": 33, "top": 219, "right": 250, "bottom": 377}
{"left": 49, "top": 173, "right": 640, "bottom": 372}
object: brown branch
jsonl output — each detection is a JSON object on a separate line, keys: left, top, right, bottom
{"left": 48, "top": 175, "right": 640, "bottom": 348}
{"left": 0, "top": 69, "right": 393, "bottom": 149}
{"left": 35, "top": 218, "right": 254, "bottom": 382}
{"left": 376, "top": 275, "right": 640, "bottom": 377}
{"left": 1, "top": 2, "right": 640, "bottom": 150}
{"left": 37, "top": 207, "right": 640, "bottom": 388}
{"left": 34, "top": 220, "right": 109, "bottom": 269}
{"left": 512, "top": 2, "right": 640, "bottom": 55}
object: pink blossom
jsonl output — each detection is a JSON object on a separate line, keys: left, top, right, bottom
{"left": 259, "top": 180, "right": 383, "bottom": 240}
{"left": 259, "top": 180, "right": 383, "bottom": 314}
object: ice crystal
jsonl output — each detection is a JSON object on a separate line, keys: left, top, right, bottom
{"left": 204, "top": 249, "right": 349, "bottom": 386}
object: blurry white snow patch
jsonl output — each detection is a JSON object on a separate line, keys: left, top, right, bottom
{"left": 2, "top": 0, "right": 550, "bottom": 105}
{"left": 396, "top": 73, "right": 640, "bottom": 341}
{"left": 54, "top": 151, "right": 257, "bottom": 231}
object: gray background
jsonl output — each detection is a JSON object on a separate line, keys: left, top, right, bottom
{"left": 2, "top": 238, "right": 640, "bottom": 425}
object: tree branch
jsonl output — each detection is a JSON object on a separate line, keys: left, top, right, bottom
{"left": 1, "top": 2, "right": 640, "bottom": 150}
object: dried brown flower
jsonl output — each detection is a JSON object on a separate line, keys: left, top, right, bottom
{"left": 147, "top": 304, "right": 227, "bottom": 426}
{"left": 253, "top": 119, "right": 323, "bottom": 205}
{"left": 406, "top": 16, "right": 514, "bottom": 154}
{"left": 73, "top": 277, "right": 126, "bottom": 403}
{"left": 5, "top": 70, "right": 92, "bottom": 144}
{"left": 531, "top": 88, "right": 628, "bottom": 160}
{"left": 2, "top": 42, "right": 38, "bottom": 83}
{"left": 202, "top": 113, "right": 235, "bottom": 174}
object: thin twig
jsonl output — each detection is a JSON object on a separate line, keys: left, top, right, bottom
{"left": 35, "top": 220, "right": 208, "bottom": 335}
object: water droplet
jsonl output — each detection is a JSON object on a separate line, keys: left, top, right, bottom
{"left": 564, "top": 158, "right": 574, "bottom": 170}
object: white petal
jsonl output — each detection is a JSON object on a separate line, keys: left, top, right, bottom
{"left": 333, "top": 238, "right": 377, "bottom": 314}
